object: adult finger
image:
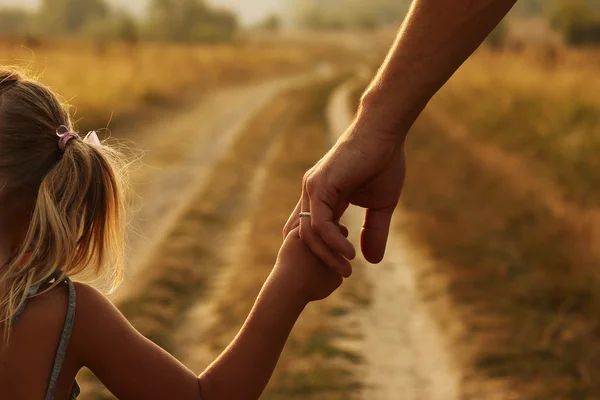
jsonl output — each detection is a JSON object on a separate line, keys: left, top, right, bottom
{"left": 336, "top": 222, "right": 349, "bottom": 239}
{"left": 305, "top": 176, "right": 356, "bottom": 260}
{"left": 360, "top": 206, "right": 395, "bottom": 264}
{"left": 300, "top": 189, "right": 352, "bottom": 277}
{"left": 283, "top": 199, "right": 302, "bottom": 239}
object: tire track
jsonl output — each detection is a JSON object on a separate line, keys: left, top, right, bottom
{"left": 326, "top": 79, "right": 461, "bottom": 400}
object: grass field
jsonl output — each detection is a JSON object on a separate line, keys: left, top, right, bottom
{"left": 392, "top": 48, "right": 600, "bottom": 398}
{"left": 0, "top": 37, "right": 337, "bottom": 132}
{"left": 436, "top": 49, "right": 600, "bottom": 207}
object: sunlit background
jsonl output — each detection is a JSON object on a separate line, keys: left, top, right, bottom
{"left": 1, "top": 0, "right": 599, "bottom": 399}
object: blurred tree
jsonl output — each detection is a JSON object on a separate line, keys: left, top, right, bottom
{"left": 257, "top": 14, "right": 283, "bottom": 32}
{"left": 146, "top": 0, "right": 187, "bottom": 41}
{"left": 550, "top": 0, "right": 588, "bottom": 30}
{"left": 551, "top": 0, "right": 600, "bottom": 46}
{"left": 189, "top": 9, "right": 238, "bottom": 43}
{"left": 81, "top": 12, "right": 139, "bottom": 43}
{"left": 0, "top": 8, "right": 32, "bottom": 35}
{"left": 38, "top": 0, "right": 110, "bottom": 35}
{"left": 485, "top": 20, "right": 509, "bottom": 50}
{"left": 291, "top": 0, "right": 410, "bottom": 30}
{"left": 146, "top": 0, "right": 237, "bottom": 42}
{"left": 369, "top": 0, "right": 412, "bottom": 24}
{"left": 115, "top": 14, "right": 140, "bottom": 43}
{"left": 295, "top": 4, "right": 345, "bottom": 30}
{"left": 511, "top": 0, "right": 545, "bottom": 16}
{"left": 354, "top": 12, "right": 379, "bottom": 31}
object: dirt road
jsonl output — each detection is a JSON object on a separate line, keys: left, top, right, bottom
{"left": 326, "top": 79, "right": 461, "bottom": 400}
{"left": 115, "top": 70, "right": 331, "bottom": 299}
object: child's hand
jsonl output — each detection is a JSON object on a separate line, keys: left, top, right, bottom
{"left": 274, "top": 227, "right": 346, "bottom": 304}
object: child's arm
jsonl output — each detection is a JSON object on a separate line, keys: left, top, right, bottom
{"left": 199, "top": 229, "right": 342, "bottom": 398}
{"left": 73, "top": 228, "right": 343, "bottom": 400}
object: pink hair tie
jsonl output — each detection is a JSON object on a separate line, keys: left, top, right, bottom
{"left": 56, "top": 125, "right": 80, "bottom": 151}
{"left": 56, "top": 126, "right": 101, "bottom": 151}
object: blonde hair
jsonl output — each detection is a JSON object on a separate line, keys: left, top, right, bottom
{"left": 0, "top": 69, "right": 127, "bottom": 338}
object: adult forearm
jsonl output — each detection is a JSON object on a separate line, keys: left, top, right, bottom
{"left": 357, "top": 0, "right": 517, "bottom": 137}
{"left": 198, "top": 266, "right": 306, "bottom": 400}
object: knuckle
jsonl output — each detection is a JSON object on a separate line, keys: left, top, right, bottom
{"left": 304, "top": 174, "right": 319, "bottom": 194}
{"left": 302, "top": 170, "right": 313, "bottom": 186}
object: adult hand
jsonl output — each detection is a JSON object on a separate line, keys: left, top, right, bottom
{"left": 283, "top": 0, "right": 516, "bottom": 276}
{"left": 284, "top": 122, "right": 407, "bottom": 278}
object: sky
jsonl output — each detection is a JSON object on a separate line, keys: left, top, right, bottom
{"left": 0, "top": 0, "right": 286, "bottom": 24}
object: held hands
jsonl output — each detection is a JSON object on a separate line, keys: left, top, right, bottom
{"left": 284, "top": 124, "right": 407, "bottom": 278}
{"left": 275, "top": 227, "right": 346, "bottom": 304}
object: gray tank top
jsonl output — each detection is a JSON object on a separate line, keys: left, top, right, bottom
{"left": 14, "top": 270, "right": 80, "bottom": 400}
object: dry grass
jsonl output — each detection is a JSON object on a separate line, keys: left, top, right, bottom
{"left": 392, "top": 48, "right": 600, "bottom": 398}
{"left": 435, "top": 48, "right": 600, "bottom": 207}
{"left": 0, "top": 37, "right": 327, "bottom": 132}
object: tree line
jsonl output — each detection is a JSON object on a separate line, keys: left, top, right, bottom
{"left": 550, "top": 0, "right": 600, "bottom": 46}
{"left": 291, "top": 0, "right": 411, "bottom": 31}
{"left": 509, "top": 0, "right": 600, "bottom": 46}
{"left": 0, "top": 0, "right": 238, "bottom": 43}
{"left": 291, "top": 0, "right": 600, "bottom": 47}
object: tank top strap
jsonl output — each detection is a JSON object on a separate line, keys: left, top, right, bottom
{"left": 13, "top": 270, "right": 64, "bottom": 322}
{"left": 44, "top": 274, "right": 77, "bottom": 400}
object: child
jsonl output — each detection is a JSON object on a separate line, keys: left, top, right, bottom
{"left": 0, "top": 69, "right": 345, "bottom": 400}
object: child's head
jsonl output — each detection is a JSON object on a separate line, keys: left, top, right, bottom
{"left": 0, "top": 68, "right": 127, "bottom": 332}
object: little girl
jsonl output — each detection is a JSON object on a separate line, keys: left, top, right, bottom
{"left": 0, "top": 69, "right": 345, "bottom": 400}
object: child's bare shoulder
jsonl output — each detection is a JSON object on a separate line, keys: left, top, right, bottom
{"left": 23, "top": 281, "right": 104, "bottom": 323}
{"left": 72, "top": 282, "right": 124, "bottom": 337}
{"left": 71, "top": 282, "right": 137, "bottom": 356}
{"left": 72, "top": 282, "right": 111, "bottom": 312}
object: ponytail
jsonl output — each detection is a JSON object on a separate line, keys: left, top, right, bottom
{"left": 0, "top": 69, "right": 128, "bottom": 339}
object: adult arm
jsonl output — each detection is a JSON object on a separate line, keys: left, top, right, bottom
{"left": 359, "top": 0, "right": 518, "bottom": 135}
{"left": 288, "top": 0, "right": 519, "bottom": 276}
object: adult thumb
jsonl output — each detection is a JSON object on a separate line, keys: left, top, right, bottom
{"left": 360, "top": 206, "right": 395, "bottom": 264}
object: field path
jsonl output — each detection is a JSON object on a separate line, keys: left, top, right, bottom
{"left": 327, "top": 79, "right": 461, "bottom": 400}
{"left": 115, "top": 70, "right": 330, "bottom": 299}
